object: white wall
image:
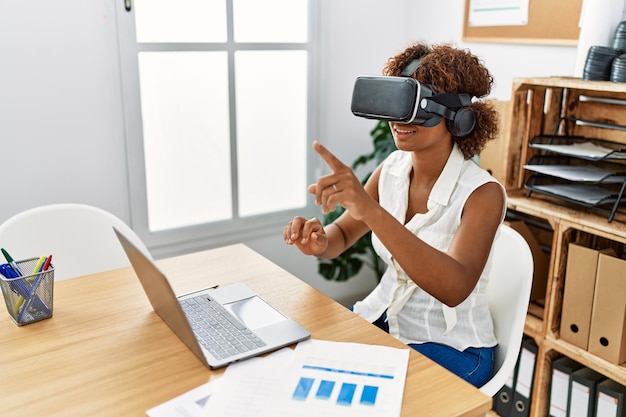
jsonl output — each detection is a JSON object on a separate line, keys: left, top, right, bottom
{"left": 0, "top": 1, "right": 130, "bottom": 219}
{"left": 0, "top": 0, "right": 606, "bottom": 305}
{"left": 405, "top": 0, "right": 579, "bottom": 100}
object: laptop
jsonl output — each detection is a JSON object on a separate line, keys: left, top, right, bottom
{"left": 113, "top": 227, "right": 310, "bottom": 369}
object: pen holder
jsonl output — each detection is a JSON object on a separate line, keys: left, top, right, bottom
{"left": 0, "top": 258, "right": 54, "bottom": 326}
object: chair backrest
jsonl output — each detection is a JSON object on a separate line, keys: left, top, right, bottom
{"left": 0, "top": 204, "right": 150, "bottom": 281}
{"left": 479, "top": 224, "right": 534, "bottom": 397}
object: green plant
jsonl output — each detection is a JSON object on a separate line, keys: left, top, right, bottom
{"left": 317, "top": 120, "right": 397, "bottom": 282}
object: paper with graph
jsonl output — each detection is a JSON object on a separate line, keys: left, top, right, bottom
{"left": 262, "top": 339, "right": 409, "bottom": 417}
{"left": 203, "top": 339, "right": 409, "bottom": 417}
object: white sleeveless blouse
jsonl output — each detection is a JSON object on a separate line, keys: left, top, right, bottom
{"left": 353, "top": 144, "right": 503, "bottom": 351}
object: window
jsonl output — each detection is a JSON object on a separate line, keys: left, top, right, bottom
{"left": 116, "top": 0, "right": 317, "bottom": 254}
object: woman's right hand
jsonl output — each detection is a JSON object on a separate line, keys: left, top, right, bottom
{"left": 283, "top": 216, "right": 328, "bottom": 256}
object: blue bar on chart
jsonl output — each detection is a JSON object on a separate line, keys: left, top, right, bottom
{"left": 315, "top": 380, "right": 336, "bottom": 400}
{"left": 337, "top": 383, "right": 357, "bottom": 406}
{"left": 360, "top": 385, "right": 379, "bottom": 406}
{"left": 292, "top": 377, "right": 315, "bottom": 401}
{"left": 290, "top": 375, "right": 381, "bottom": 407}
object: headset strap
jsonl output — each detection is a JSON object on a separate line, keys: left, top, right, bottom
{"left": 400, "top": 59, "right": 473, "bottom": 108}
{"left": 431, "top": 92, "right": 473, "bottom": 108}
{"left": 400, "top": 59, "right": 421, "bottom": 77}
{"left": 421, "top": 93, "right": 474, "bottom": 121}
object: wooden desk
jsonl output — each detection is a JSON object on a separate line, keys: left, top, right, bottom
{"left": 0, "top": 244, "right": 490, "bottom": 417}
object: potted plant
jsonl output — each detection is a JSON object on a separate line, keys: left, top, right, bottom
{"left": 317, "top": 120, "right": 396, "bottom": 282}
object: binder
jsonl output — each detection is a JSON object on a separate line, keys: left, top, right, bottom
{"left": 494, "top": 354, "right": 520, "bottom": 417}
{"left": 568, "top": 367, "right": 605, "bottom": 417}
{"left": 548, "top": 356, "right": 583, "bottom": 417}
{"left": 595, "top": 379, "right": 626, "bottom": 417}
{"left": 560, "top": 244, "right": 613, "bottom": 350}
{"left": 588, "top": 253, "right": 626, "bottom": 365}
{"left": 511, "top": 338, "right": 538, "bottom": 417}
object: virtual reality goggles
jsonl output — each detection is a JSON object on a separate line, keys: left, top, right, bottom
{"left": 350, "top": 62, "right": 477, "bottom": 136}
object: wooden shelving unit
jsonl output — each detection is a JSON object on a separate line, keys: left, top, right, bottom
{"left": 501, "top": 77, "right": 626, "bottom": 417}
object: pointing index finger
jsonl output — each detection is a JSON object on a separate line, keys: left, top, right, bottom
{"left": 313, "top": 141, "right": 348, "bottom": 173}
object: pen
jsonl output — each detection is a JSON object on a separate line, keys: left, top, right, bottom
{"left": 16, "top": 255, "right": 52, "bottom": 322}
{"left": 0, "top": 264, "right": 30, "bottom": 299}
{"left": 1, "top": 248, "right": 24, "bottom": 277}
{"left": 42, "top": 255, "right": 52, "bottom": 271}
{"left": 14, "top": 255, "right": 46, "bottom": 316}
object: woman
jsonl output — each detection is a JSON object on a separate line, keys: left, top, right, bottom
{"left": 283, "top": 42, "right": 504, "bottom": 387}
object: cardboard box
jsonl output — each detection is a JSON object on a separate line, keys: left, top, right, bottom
{"left": 505, "top": 220, "right": 550, "bottom": 302}
{"left": 588, "top": 253, "right": 626, "bottom": 365}
{"left": 560, "top": 244, "right": 614, "bottom": 350}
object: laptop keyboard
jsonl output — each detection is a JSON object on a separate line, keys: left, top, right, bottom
{"left": 180, "top": 295, "right": 267, "bottom": 360}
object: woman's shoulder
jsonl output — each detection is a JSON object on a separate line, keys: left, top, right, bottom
{"left": 460, "top": 158, "right": 500, "bottom": 186}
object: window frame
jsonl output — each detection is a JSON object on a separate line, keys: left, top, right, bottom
{"left": 116, "top": 1, "right": 320, "bottom": 258}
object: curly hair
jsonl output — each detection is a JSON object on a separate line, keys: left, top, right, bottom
{"left": 383, "top": 42, "right": 499, "bottom": 159}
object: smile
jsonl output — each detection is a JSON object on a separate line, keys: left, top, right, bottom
{"left": 393, "top": 126, "right": 417, "bottom": 134}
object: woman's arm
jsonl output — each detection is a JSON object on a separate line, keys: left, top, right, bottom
{"left": 362, "top": 181, "right": 505, "bottom": 306}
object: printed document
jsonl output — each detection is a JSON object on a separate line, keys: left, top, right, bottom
{"left": 204, "top": 339, "right": 410, "bottom": 417}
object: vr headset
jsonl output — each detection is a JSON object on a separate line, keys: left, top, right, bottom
{"left": 350, "top": 60, "right": 477, "bottom": 137}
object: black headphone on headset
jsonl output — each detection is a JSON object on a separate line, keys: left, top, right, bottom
{"left": 448, "top": 108, "right": 476, "bottom": 138}
{"left": 401, "top": 59, "right": 476, "bottom": 138}
{"left": 419, "top": 91, "right": 477, "bottom": 138}
{"left": 351, "top": 59, "right": 477, "bottom": 137}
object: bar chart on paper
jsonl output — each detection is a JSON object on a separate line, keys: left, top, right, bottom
{"left": 264, "top": 339, "right": 410, "bottom": 417}
{"left": 291, "top": 366, "right": 388, "bottom": 407}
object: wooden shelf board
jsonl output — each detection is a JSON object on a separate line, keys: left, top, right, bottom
{"left": 507, "top": 189, "right": 626, "bottom": 239}
{"left": 544, "top": 335, "right": 626, "bottom": 386}
{"left": 524, "top": 311, "right": 544, "bottom": 339}
{"left": 514, "top": 77, "right": 626, "bottom": 94}
{"left": 527, "top": 302, "right": 544, "bottom": 320}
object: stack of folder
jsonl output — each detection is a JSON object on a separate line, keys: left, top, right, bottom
{"left": 560, "top": 242, "right": 626, "bottom": 366}
{"left": 492, "top": 340, "right": 626, "bottom": 417}
{"left": 493, "top": 337, "right": 537, "bottom": 417}
{"left": 549, "top": 356, "right": 584, "bottom": 417}
{"left": 551, "top": 357, "right": 626, "bottom": 417}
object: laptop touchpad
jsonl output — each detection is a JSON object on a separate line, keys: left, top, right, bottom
{"left": 224, "top": 296, "right": 288, "bottom": 330}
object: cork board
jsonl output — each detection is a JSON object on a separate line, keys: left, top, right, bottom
{"left": 463, "top": 0, "right": 583, "bottom": 45}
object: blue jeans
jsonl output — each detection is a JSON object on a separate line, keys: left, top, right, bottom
{"left": 365, "top": 309, "right": 495, "bottom": 388}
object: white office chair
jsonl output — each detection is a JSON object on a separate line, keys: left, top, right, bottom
{"left": 0, "top": 203, "right": 150, "bottom": 281}
{"left": 479, "top": 224, "right": 534, "bottom": 397}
